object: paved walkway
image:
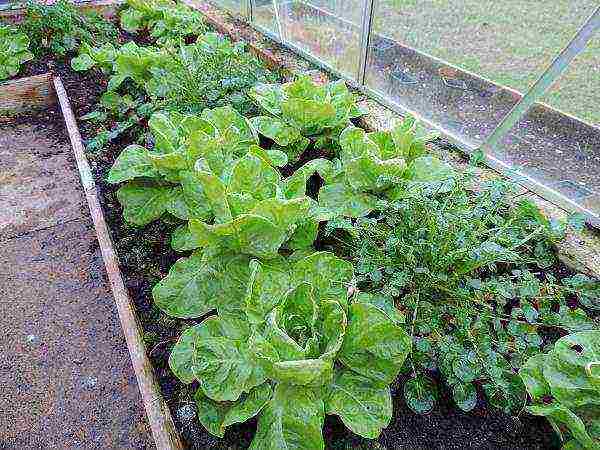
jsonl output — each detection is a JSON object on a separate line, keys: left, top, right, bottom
{"left": 0, "top": 111, "right": 152, "bottom": 449}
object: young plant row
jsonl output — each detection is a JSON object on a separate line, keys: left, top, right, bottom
{"left": 1, "top": 0, "right": 121, "bottom": 80}
{"left": 104, "top": 74, "right": 457, "bottom": 447}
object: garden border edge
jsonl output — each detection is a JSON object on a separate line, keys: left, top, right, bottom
{"left": 53, "top": 76, "right": 184, "bottom": 450}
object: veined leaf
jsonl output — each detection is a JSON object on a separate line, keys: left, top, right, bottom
{"left": 152, "top": 250, "right": 251, "bottom": 318}
{"left": 250, "top": 116, "right": 302, "bottom": 147}
{"left": 339, "top": 302, "right": 411, "bottom": 385}
{"left": 106, "top": 144, "right": 160, "bottom": 183}
{"left": 326, "top": 369, "right": 392, "bottom": 438}
{"left": 193, "top": 335, "right": 265, "bottom": 402}
{"left": 195, "top": 384, "right": 272, "bottom": 438}
{"left": 250, "top": 384, "right": 325, "bottom": 450}
{"left": 292, "top": 251, "right": 354, "bottom": 308}
{"left": 116, "top": 181, "right": 173, "bottom": 226}
{"left": 317, "top": 182, "right": 377, "bottom": 219}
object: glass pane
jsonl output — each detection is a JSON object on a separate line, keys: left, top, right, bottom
{"left": 365, "top": 0, "right": 598, "bottom": 147}
{"left": 213, "top": 0, "right": 243, "bottom": 15}
{"left": 274, "top": 0, "right": 365, "bottom": 78}
{"left": 252, "top": 0, "right": 282, "bottom": 37}
{"left": 491, "top": 36, "right": 600, "bottom": 221}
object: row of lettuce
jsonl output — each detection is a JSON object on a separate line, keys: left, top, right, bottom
{"left": 96, "top": 18, "right": 600, "bottom": 450}
{"left": 6, "top": 0, "right": 598, "bottom": 448}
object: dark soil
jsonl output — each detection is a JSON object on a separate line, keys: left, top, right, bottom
{"left": 9, "top": 27, "right": 560, "bottom": 450}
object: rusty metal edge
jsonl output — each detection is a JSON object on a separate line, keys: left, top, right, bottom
{"left": 53, "top": 76, "right": 184, "bottom": 450}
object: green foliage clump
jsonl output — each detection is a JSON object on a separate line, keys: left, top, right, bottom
{"left": 0, "top": 23, "right": 33, "bottom": 80}
{"left": 350, "top": 171, "right": 598, "bottom": 415}
{"left": 72, "top": 33, "right": 277, "bottom": 115}
{"left": 249, "top": 75, "right": 364, "bottom": 160}
{"left": 520, "top": 330, "right": 600, "bottom": 450}
{"left": 165, "top": 251, "right": 411, "bottom": 448}
{"left": 317, "top": 116, "right": 452, "bottom": 220}
{"left": 19, "top": 0, "right": 118, "bottom": 57}
{"left": 120, "top": 0, "right": 207, "bottom": 45}
{"left": 79, "top": 89, "right": 154, "bottom": 153}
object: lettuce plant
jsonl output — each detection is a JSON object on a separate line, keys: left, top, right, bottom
{"left": 249, "top": 75, "right": 364, "bottom": 159}
{"left": 107, "top": 106, "right": 258, "bottom": 227}
{"left": 165, "top": 251, "right": 412, "bottom": 448}
{"left": 520, "top": 331, "right": 600, "bottom": 450}
{"left": 318, "top": 116, "right": 453, "bottom": 219}
{"left": 0, "top": 24, "right": 33, "bottom": 80}
{"left": 120, "top": 0, "right": 206, "bottom": 46}
{"left": 182, "top": 154, "right": 324, "bottom": 257}
{"left": 71, "top": 42, "right": 117, "bottom": 73}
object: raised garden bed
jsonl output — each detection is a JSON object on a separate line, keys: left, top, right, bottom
{"left": 3, "top": 1, "right": 599, "bottom": 450}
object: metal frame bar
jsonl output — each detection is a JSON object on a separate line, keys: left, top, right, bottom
{"left": 480, "top": 6, "right": 600, "bottom": 153}
{"left": 244, "top": 0, "right": 253, "bottom": 21}
{"left": 356, "top": 0, "right": 375, "bottom": 84}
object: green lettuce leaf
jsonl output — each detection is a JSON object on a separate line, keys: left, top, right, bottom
{"left": 326, "top": 368, "right": 392, "bottom": 438}
{"left": 250, "top": 384, "right": 325, "bottom": 450}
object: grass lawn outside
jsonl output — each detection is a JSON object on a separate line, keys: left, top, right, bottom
{"left": 264, "top": 0, "right": 599, "bottom": 126}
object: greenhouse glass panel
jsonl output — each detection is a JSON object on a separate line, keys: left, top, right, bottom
{"left": 252, "top": 0, "right": 281, "bottom": 36}
{"left": 364, "top": 0, "right": 598, "bottom": 148}
{"left": 213, "top": 0, "right": 243, "bottom": 15}
{"left": 489, "top": 36, "right": 600, "bottom": 223}
{"left": 254, "top": 0, "right": 365, "bottom": 78}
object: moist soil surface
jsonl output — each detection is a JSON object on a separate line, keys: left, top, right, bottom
{"left": 11, "top": 31, "right": 560, "bottom": 450}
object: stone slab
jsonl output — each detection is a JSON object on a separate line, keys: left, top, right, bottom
{"left": 0, "top": 111, "right": 86, "bottom": 240}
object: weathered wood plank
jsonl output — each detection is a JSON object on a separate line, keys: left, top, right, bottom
{"left": 54, "top": 76, "right": 183, "bottom": 450}
{"left": 0, "top": 73, "right": 56, "bottom": 116}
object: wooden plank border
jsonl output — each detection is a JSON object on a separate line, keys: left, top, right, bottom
{"left": 0, "top": 73, "right": 56, "bottom": 116}
{"left": 53, "top": 76, "right": 183, "bottom": 450}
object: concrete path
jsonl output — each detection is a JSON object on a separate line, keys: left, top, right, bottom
{"left": 0, "top": 111, "right": 152, "bottom": 449}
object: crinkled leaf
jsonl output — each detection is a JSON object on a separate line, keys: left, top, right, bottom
{"left": 520, "top": 353, "right": 551, "bottom": 401}
{"left": 326, "top": 369, "right": 392, "bottom": 439}
{"left": 245, "top": 258, "right": 292, "bottom": 324}
{"left": 169, "top": 314, "right": 249, "bottom": 384}
{"left": 195, "top": 384, "right": 272, "bottom": 438}
{"left": 152, "top": 250, "right": 251, "bottom": 318}
{"left": 227, "top": 154, "right": 280, "bottom": 200}
{"left": 171, "top": 223, "right": 201, "bottom": 252}
{"left": 149, "top": 112, "right": 180, "bottom": 154}
{"left": 116, "top": 182, "right": 172, "bottom": 226}
{"left": 189, "top": 215, "right": 287, "bottom": 259}
{"left": 193, "top": 335, "right": 264, "bottom": 402}
{"left": 250, "top": 116, "right": 302, "bottom": 146}
{"left": 543, "top": 331, "right": 600, "bottom": 408}
{"left": 250, "top": 384, "right": 325, "bottom": 450}
{"left": 345, "top": 156, "right": 406, "bottom": 192}
{"left": 318, "top": 182, "right": 377, "bottom": 219}
{"left": 339, "top": 302, "right": 411, "bottom": 385}
{"left": 292, "top": 252, "right": 354, "bottom": 308}
{"left": 406, "top": 156, "right": 455, "bottom": 182}
{"left": 107, "top": 145, "right": 160, "bottom": 183}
